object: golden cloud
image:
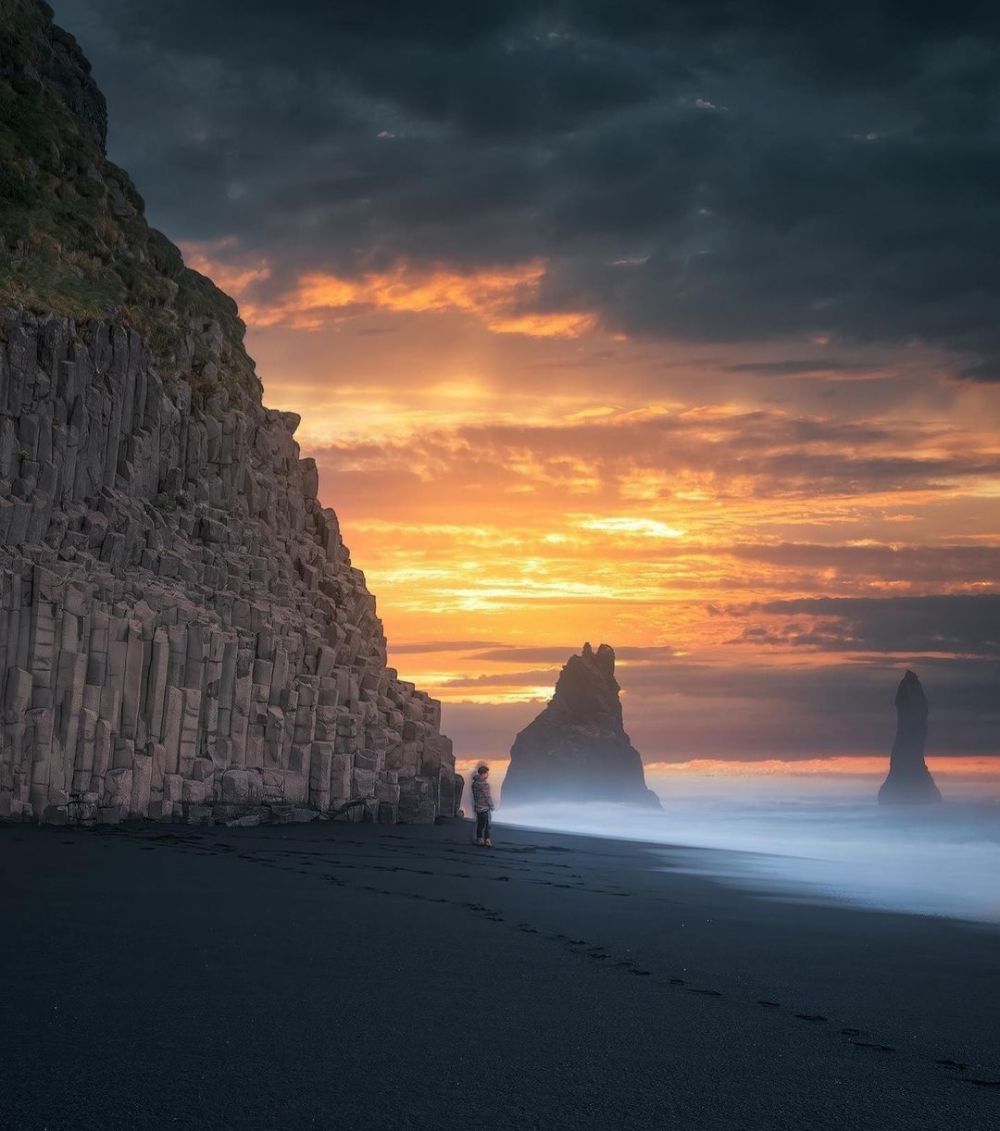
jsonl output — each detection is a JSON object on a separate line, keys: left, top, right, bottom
{"left": 180, "top": 241, "right": 596, "bottom": 338}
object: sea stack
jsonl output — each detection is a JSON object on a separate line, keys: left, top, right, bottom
{"left": 877, "top": 671, "right": 942, "bottom": 805}
{"left": 0, "top": 1, "right": 460, "bottom": 826}
{"left": 502, "top": 643, "right": 660, "bottom": 807}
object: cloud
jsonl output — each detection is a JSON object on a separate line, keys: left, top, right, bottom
{"left": 724, "top": 358, "right": 875, "bottom": 377}
{"left": 470, "top": 645, "right": 677, "bottom": 663}
{"left": 310, "top": 407, "right": 1000, "bottom": 513}
{"left": 440, "top": 668, "right": 558, "bottom": 688}
{"left": 53, "top": 0, "right": 1000, "bottom": 377}
{"left": 725, "top": 594, "right": 1000, "bottom": 657}
{"left": 728, "top": 543, "right": 1000, "bottom": 588}
{"left": 388, "top": 640, "right": 508, "bottom": 654}
{"left": 579, "top": 517, "right": 684, "bottom": 538}
{"left": 181, "top": 244, "right": 597, "bottom": 337}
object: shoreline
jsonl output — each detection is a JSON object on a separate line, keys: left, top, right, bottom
{"left": 4, "top": 817, "right": 998, "bottom": 1129}
{"left": 495, "top": 792, "right": 1000, "bottom": 927}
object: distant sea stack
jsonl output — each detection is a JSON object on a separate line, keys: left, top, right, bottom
{"left": 502, "top": 643, "right": 660, "bottom": 808}
{"left": 0, "top": 0, "right": 460, "bottom": 826}
{"left": 878, "top": 671, "right": 942, "bottom": 805}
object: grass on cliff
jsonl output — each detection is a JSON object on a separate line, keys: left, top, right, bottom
{"left": 0, "top": 0, "right": 259, "bottom": 402}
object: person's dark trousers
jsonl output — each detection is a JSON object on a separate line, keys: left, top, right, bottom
{"left": 475, "top": 809, "right": 492, "bottom": 840}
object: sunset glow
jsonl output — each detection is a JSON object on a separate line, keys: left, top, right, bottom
{"left": 230, "top": 305, "right": 1000, "bottom": 768}
{"left": 161, "top": 31, "right": 1000, "bottom": 778}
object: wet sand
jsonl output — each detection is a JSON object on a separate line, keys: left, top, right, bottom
{"left": 2, "top": 818, "right": 998, "bottom": 1130}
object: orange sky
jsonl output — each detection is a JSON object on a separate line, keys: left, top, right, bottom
{"left": 184, "top": 243, "right": 1000, "bottom": 767}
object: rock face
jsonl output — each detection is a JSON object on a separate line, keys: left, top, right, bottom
{"left": 878, "top": 670, "right": 942, "bottom": 805}
{"left": 0, "top": 0, "right": 460, "bottom": 826}
{"left": 502, "top": 643, "right": 660, "bottom": 808}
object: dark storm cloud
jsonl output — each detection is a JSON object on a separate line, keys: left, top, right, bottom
{"left": 53, "top": 0, "right": 1000, "bottom": 376}
{"left": 728, "top": 543, "right": 1000, "bottom": 588}
{"left": 725, "top": 594, "right": 1000, "bottom": 656}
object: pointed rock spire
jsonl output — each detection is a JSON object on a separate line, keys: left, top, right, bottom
{"left": 878, "top": 670, "right": 942, "bottom": 804}
{"left": 501, "top": 643, "right": 660, "bottom": 807}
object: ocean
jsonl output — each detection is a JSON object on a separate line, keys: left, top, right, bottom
{"left": 499, "top": 771, "right": 1000, "bottom": 924}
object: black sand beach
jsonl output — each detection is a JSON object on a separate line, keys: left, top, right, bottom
{"left": 3, "top": 818, "right": 998, "bottom": 1131}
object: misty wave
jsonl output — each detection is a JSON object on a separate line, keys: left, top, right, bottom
{"left": 498, "top": 776, "right": 1000, "bottom": 925}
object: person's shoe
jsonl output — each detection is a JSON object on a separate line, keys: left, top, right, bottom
{"left": 475, "top": 838, "right": 484, "bottom": 846}
{"left": 485, "top": 839, "right": 494, "bottom": 848}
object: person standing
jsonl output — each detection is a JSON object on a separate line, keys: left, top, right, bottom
{"left": 471, "top": 764, "right": 495, "bottom": 847}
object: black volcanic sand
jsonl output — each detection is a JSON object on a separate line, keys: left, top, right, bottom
{"left": 2, "top": 820, "right": 998, "bottom": 1130}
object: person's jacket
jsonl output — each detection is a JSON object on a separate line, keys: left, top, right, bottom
{"left": 471, "top": 773, "right": 494, "bottom": 813}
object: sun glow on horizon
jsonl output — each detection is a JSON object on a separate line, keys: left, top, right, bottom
{"left": 454, "top": 755, "right": 1000, "bottom": 781}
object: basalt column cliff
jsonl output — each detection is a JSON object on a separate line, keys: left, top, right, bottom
{"left": 0, "top": 0, "right": 461, "bottom": 825}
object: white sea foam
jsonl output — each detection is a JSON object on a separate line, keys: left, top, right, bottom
{"left": 498, "top": 773, "right": 1000, "bottom": 924}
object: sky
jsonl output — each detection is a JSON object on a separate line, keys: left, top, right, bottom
{"left": 54, "top": 0, "right": 1000, "bottom": 768}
